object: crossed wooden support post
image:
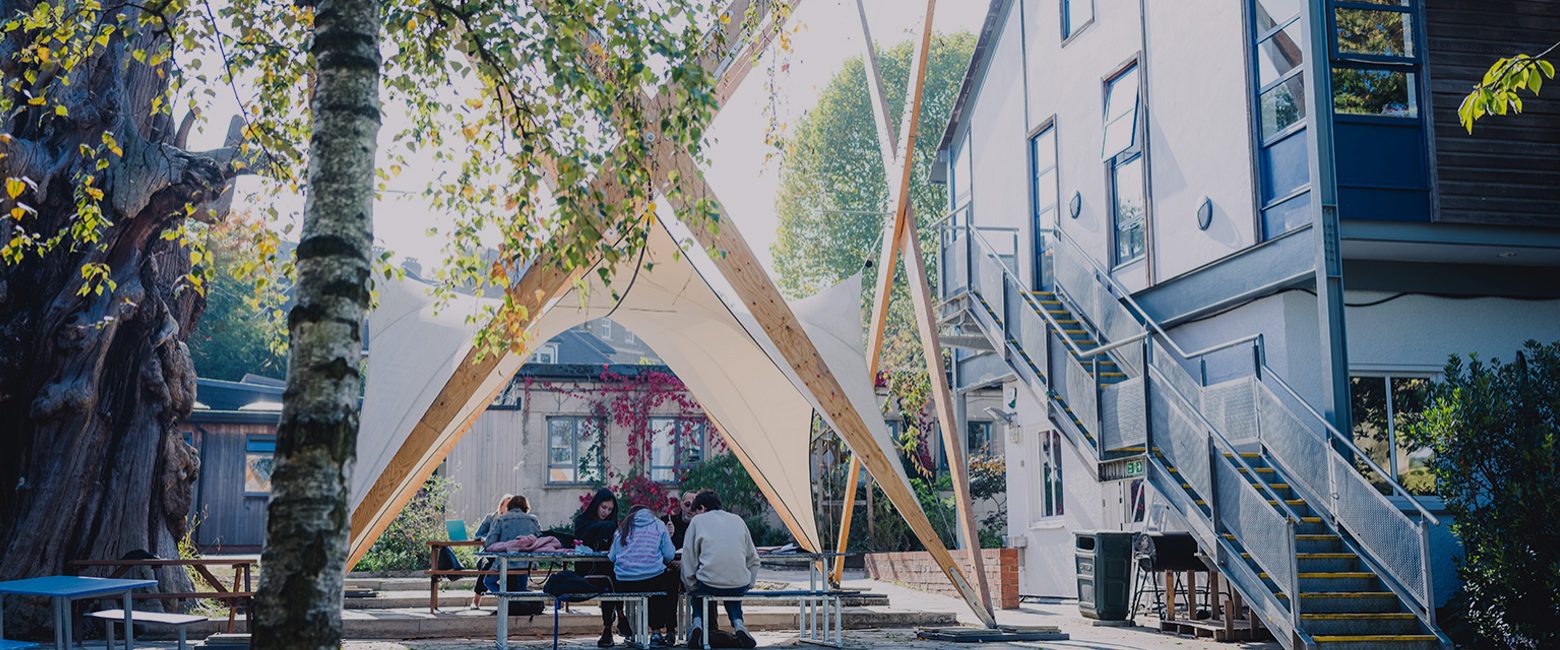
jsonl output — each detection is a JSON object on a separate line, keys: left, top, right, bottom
{"left": 828, "top": 0, "right": 994, "bottom": 620}
{"left": 345, "top": 0, "right": 997, "bottom": 627}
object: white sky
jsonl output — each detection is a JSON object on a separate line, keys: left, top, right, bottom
{"left": 189, "top": 0, "right": 986, "bottom": 278}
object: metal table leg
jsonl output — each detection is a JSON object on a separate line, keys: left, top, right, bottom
{"left": 496, "top": 557, "right": 510, "bottom": 650}
{"left": 124, "top": 590, "right": 135, "bottom": 650}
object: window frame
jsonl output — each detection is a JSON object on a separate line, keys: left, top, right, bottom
{"left": 649, "top": 416, "right": 707, "bottom": 483}
{"left": 1102, "top": 60, "right": 1148, "bottom": 267}
{"left": 1060, "top": 0, "right": 1096, "bottom": 44}
{"left": 244, "top": 435, "right": 277, "bottom": 496}
{"left": 967, "top": 420, "right": 994, "bottom": 457}
{"left": 1029, "top": 121, "right": 1060, "bottom": 288}
{"left": 1348, "top": 371, "right": 1437, "bottom": 493}
{"left": 1326, "top": 0, "right": 1423, "bottom": 120}
{"left": 1039, "top": 430, "right": 1065, "bottom": 519}
{"left": 546, "top": 415, "right": 606, "bottom": 485}
{"left": 1245, "top": 0, "right": 1312, "bottom": 241}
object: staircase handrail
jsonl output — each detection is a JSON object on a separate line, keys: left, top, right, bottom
{"left": 1041, "top": 225, "right": 1439, "bottom": 525}
{"left": 1147, "top": 362, "right": 1310, "bottom": 526}
{"left": 961, "top": 224, "right": 1095, "bottom": 361}
{"left": 1261, "top": 367, "right": 1440, "bottom": 526}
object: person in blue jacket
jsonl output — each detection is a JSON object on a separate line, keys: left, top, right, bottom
{"left": 611, "top": 505, "right": 678, "bottom": 647}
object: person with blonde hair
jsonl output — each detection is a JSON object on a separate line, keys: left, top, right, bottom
{"left": 470, "top": 493, "right": 514, "bottom": 609}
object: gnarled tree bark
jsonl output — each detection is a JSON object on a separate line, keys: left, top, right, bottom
{"left": 0, "top": 0, "right": 245, "bottom": 633}
{"left": 250, "top": 0, "right": 380, "bottom": 646}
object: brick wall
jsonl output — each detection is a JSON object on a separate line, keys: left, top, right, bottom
{"left": 864, "top": 548, "right": 1020, "bottom": 609}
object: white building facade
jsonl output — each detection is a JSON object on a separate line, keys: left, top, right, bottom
{"left": 934, "top": 0, "right": 1560, "bottom": 647}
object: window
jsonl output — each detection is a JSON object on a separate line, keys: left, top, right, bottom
{"left": 1350, "top": 374, "right": 1434, "bottom": 495}
{"left": 624, "top": 330, "right": 637, "bottom": 344}
{"left": 1103, "top": 64, "right": 1146, "bottom": 265}
{"left": 1248, "top": 0, "right": 1310, "bottom": 239}
{"left": 599, "top": 320, "right": 614, "bottom": 339}
{"left": 533, "top": 343, "right": 559, "bottom": 365}
{"left": 650, "top": 417, "right": 706, "bottom": 482}
{"left": 548, "top": 416, "right": 605, "bottom": 484}
{"left": 1126, "top": 478, "right": 1147, "bottom": 523}
{"left": 1031, "top": 125, "right": 1059, "bottom": 242}
{"left": 1110, "top": 156, "right": 1147, "bottom": 264}
{"left": 245, "top": 436, "right": 276, "bottom": 494}
{"left": 491, "top": 377, "right": 525, "bottom": 409}
{"left": 967, "top": 421, "right": 994, "bottom": 457}
{"left": 1102, "top": 66, "right": 1141, "bottom": 160}
{"left": 1329, "top": 0, "right": 1420, "bottom": 117}
{"left": 1061, "top": 0, "right": 1094, "bottom": 41}
{"left": 1038, "top": 430, "right": 1065, "bottom": 518}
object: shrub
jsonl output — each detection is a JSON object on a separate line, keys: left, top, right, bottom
{"left": 681, "top": 453, "right": 786, "bottom": 544}
{"left": 1401, "top": 341, "right": 1560, "bottom": 649}
{"left": 356, "top": 475, "right": 457, "bottom": 573}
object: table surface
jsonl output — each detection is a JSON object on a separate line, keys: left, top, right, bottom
{"left": 475, "top": 551, "right": 608, "bottom": 560}
{"left": 0, "top": 576, "right": 157, "bottom": 598}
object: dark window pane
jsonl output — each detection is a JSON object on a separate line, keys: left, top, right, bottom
{"left": 1256, "top": 22, "right": 1304, "bottom": 87}
{"left": 1335, "top": 8, "right": 1413, "bottom": 58}
{"left": 1253, "top": 0, "right": 1301, "bottom": 32}
{"left": 1333, "top": 69, "right": 1417, "bottom": 117}
{"left": 1259, "top": 72, "right": 1307, "bottom": 139}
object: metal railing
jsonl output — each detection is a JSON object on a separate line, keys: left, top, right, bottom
{"left": 937, "top": 209, "right": 1441, "bottom": 629}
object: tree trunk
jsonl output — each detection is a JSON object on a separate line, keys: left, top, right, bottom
{"left": 0, "top": 0, "right": 244, "bottom": 633}
{"left": 251, "top": 0, "right": 380, "bottom": 646}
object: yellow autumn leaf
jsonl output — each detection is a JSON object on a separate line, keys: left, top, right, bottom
{"left": 36, "top": 46, "right": 50, "bottom": 63}
{"left": 84, "top": 186, "right": 103, "bottom": 201}
{"left": 465, "top": 97, "right": 484, "bottom": 109}
{"left": 26, "top": 96, "right": 45, "bottom": 106}
{"left": 9, "top": 207, "right": 24, "bottom": 220}
{"left": 5, "top": 178, "right": 24, "bottom": 199}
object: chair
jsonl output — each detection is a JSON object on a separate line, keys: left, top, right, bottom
{"left": 446, "top": 519, "right": 470, "bottom": 542}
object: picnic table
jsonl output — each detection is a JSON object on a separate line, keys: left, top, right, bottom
{"left": 676, "top": 551, "right": 857, "bottom": 648}
{"left": 69, "top": 558, "right": 255, "bottom": 632}
{"left": 0, "top": 576, "right": 156, "bottom": 650}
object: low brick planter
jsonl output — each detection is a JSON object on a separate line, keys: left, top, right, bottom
{"left": 864, "top": 548, "right": 1020, "bottom": 609}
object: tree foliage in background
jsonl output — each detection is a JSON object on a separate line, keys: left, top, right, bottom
{"left": 770, "top": 32, "right": 974, "bottom": 371}
{"left": 188, "top": 215, "right": 287, "bottom": 381}
{"left": 1458, "top": 41, "right": 1557, "bottom": 132}
{"left": 356, "top": 475, "right": 458, "bottom": 573}
{"left": 680, "top": 453, "right": 787, "bottom": 546}
{"left": 1401, "top": 341, "right": 1560, "bottom": 649}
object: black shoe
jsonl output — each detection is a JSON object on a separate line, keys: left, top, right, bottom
{"left": 619, "top": 619, "right": 636, "bottom": 639}
{"left": 686, "top": 627, "right": 703, "bottom": 650}
{"left": 734, "top": 630, "right": 756, "bottom": 649}
{"left": 598, "top": 629, "right": 615, "bottom": 648}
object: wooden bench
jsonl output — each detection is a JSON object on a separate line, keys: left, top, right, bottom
{"left": 493, "top": 591, "right": 660, "bottom": 650}
{"left": 70, "top": 558, "right": 254, "bottom": 633}
{"left": 88, "top": 609, "right": 206, "bottom": 650}
{"left": 682, "top": 590, "right": 858, "bottom": 648}
{"left": 424, "top": 539, "right": 494, "bottom": 612}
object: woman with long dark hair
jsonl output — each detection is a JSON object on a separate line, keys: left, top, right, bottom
{"left": 610, "top": 505, "right": 677, "bottom": 646}
{"left": 574, "top": 488, "right": 626, "bottom": 647}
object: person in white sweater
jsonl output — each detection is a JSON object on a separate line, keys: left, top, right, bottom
{"left": 680, "top": 491, "right": 759, "bottom": 649}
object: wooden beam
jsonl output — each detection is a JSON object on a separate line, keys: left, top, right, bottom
{"left": 345, "top": 0, "right": 792, "bottom": 569}
{"left": 835, "top": 0, "right": 993, "bottom": 619}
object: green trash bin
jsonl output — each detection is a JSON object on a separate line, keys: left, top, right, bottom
{"left": 1075, "top": 531, "right": 1134, "bottom": 621}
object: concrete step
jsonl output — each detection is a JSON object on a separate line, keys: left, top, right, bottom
{"left": 345, "top": 590, "right": 890, "bottom": 610}
{"left": 1300, "top": 612, "right": 1423, "bottom": 636}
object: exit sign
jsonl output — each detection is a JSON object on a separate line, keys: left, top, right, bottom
{"left": 1101, "top": 456, "right": 1146, "bottom": 481}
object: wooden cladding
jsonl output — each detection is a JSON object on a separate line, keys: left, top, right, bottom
{"left": 1425, "top": 0, "right": 1560, "bottom": 226}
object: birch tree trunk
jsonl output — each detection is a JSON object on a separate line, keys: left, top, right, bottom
{"left": 251, "top": 0, "right": 380, "bottom": 645}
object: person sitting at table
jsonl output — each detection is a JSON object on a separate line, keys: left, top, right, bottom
{"left": 681, "top": 490, "right": 759, "bottom": 650}
{"left": 575, "top": 488, "right": 629, "bottom": 647}
{"left": 471, "top": 493, "right": 514, "bottom": 609}
{"left": 661, "top": 491, "right": 694, "bottom": 549}
{"left": 482, "top": 494, "right": 540, "bottom": 595}
{"left": 610, "top": 504, "right": 678, "bottom": 647}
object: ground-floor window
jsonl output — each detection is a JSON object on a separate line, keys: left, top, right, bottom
{"left": 1038, "top": 430, "right": 1065, "bottom": 519}
{"left": 548, "top": 415, "right": 605, "bottom": 484}
{"left": 244, "top": 436, "right": 275, "bottom": 494}
{"left": 1349, "top": 374, "right": 1435, "bottom": 495}
{"left": 650, "top": 416, "right": 706, "bottom": 482}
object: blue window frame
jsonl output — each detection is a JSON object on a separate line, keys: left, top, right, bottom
{"left": 1248, "top": 0, "right": 1310, "bottom": 238}
{"left": 1029, "top": 124, "right": 1058, "bottom": 286}
{"left": 1062, "top": 0, "right": 1095, "bottom": 41}
{"left": 1104, "top": 64, "right": 1146, "bottom": 265}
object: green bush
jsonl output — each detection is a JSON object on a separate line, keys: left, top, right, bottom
{"left": 680, "top": 453, "right": 786, "bottom": 545}
{"left": 356, "top": 475, "right": 457, "bottom": 573}
{"left": 1401, "top": 341, "right": 1560, "bottom": 649}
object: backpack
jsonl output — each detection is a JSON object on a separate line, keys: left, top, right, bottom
{"left": 542, "top": 570, "right": 604, "bottom": 602}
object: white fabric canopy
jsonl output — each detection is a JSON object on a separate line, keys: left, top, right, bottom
{"left": 355, "top": 221, "right": 908, "bottom": 552}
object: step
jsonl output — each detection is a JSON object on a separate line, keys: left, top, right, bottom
{"left": 1296, "top": 535, "right": 1344, "bottom": 554}
{"left": 1297, "top": 592, "right": 1403, "bottom": 613}
{"left": 1295, "top": 553, "right": 1361, "bottom": 572}
{"left": 1312, "top": 635, "right": 1440, "bottom": 650}
{"left": 1301, "top": 612, "right": 1424, "bottom": 636}
{"left": 1298, "top": 572, "right": 1381, "bottom": 593}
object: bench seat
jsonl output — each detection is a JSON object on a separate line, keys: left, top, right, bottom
{"left": 89, "top": 609, "right": 206, "bottom": 650}
{"left": 0, "top": 639, "right": 41, "bottom": 649}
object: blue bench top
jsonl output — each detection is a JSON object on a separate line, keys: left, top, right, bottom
{"left": 0, "top": 639, "right": 41, "bottom": 649}
{"left": 492, "top": 591, "right": 664, "bottom": 599}
{"left": 0, "top": 576, "right": 156, "bottom": 598}
{"left": 690, "top": 590, "right": 859, "bottom": 597}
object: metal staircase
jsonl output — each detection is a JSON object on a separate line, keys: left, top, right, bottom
{"left": 936, "top": 210, "right": 1450, "bottom": 649}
